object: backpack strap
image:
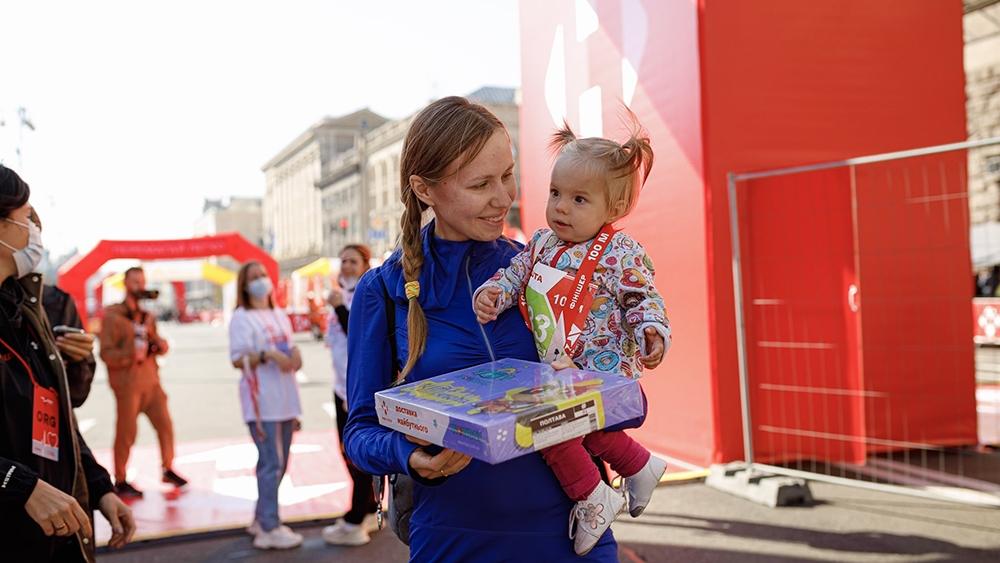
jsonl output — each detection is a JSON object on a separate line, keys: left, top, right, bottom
{"left": 375, "top": 269, "right": 407, "bottom": 538}
{"left": 378, "top": 272, "right": 402, "bottom": 384}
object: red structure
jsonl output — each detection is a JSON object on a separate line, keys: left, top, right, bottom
{"left": 58, "top": 233, "right": 277, "bottom": 330}
{"left": 517, "top": 0, "right": 972, "bottom": 466}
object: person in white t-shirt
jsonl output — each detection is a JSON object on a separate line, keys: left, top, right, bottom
{"left": 228, "top": 261, "right": 304, "bottom": 551}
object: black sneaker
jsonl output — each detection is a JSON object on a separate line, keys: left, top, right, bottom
{"left": 114, "top": 481, "right": 143, "bottom": 498}
{"left": 161, "top": 468, "right": 188, "bottom": 488}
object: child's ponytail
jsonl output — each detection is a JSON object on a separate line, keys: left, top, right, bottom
{"left": 549, "top": 106, "right": 655, "bottom": 221}
{"left": 548, "top": 120, "right": 578, "bottom": 157}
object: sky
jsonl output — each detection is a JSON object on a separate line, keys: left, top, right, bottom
{"left": 0, "top": 0, "right": 522, "bottom": 261}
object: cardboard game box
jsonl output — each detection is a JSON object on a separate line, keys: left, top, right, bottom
{"left": 374, "top": 358, "right": 644, "bottom": 464}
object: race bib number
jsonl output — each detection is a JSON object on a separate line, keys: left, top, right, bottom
{"left": 524, "top": 262, "right": 597, "bottom": 363}
{"left": 32, "top": 386, "right": 59, "bottom": 461}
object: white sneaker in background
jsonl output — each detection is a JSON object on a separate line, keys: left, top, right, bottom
{"left": 361, "top": 513, "right": 381, "bottom": 534}
{"left": 625, "top": 455, "right": 668, "bottom": 517}
{"left": 253, "top": 524, "right": 304, "bottom": 550}
{"left": 322, "top": 519, "right": 371, "bottom": 546}
{"left": 569, "top": 480, "right": 627, "bottom": 556}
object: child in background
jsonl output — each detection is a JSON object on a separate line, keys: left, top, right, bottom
{"left": 474, "top": 108, "right": 671, "bottom": 556}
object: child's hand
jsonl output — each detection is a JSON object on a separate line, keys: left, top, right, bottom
{"left": 550, "top": 352, "right": 579, "bottom": 371}
{"left": 639, "top": 326, "right": 665, "bottom": 369}
{"left": 474, "top": 286, "right": 502, "bottom": 324}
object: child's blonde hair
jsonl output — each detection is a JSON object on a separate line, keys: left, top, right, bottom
{"left": 548, "top": 106, "right": 654, "bottom": 219}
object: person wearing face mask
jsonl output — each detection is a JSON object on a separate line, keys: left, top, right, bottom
{"left": 23, "top": 211, "right": 99, "bottom": 409}
{"left": 320, "top": 244, "right": 380, "bottom": 546}
{"left": 0, "top": 165, "right": 135, "bottom": 562}
{"left": 99, "top": 266, "right": 188, "bottom": 498}
{"left": 228, "top": 261, "right": 304, "bottom": 550}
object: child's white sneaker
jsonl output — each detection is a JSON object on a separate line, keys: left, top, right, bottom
{"left": 321, "top": 519, "right": 371, "bottom": 546}
{"left": 569, "top": 480, "right": 627, "bottom": 556}
{"left": 253, "top": 524, "right": 303, "bottom": 550}
{"left": 625, "top": 455, "right": 667, "bottom": 517}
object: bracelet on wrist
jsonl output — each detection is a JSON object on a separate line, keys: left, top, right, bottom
{"left": 259, "top": 351, "right": 266, "bottom": 364}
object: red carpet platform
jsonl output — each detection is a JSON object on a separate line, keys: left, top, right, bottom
{"left": 90, "top": 428, "right": 352, "bottom": 545}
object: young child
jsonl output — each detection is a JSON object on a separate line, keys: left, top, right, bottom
{"left": 474, "top": 109, "right": 670, "bottom": 556}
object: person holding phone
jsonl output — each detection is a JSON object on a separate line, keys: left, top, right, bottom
{"left": 99, "top": 267, "right": 187, "bottom": 498}
{"left": 50, "top": 323, "right": 96, "bottom": 408}
{"left": 25, "top": 210, "right": 99, "bottom": 408}
{"left": 0, "top": 164, "right": 135, "bottom": 562}
{"left": 228, "top": 261, "right": 304, "bottom": 550}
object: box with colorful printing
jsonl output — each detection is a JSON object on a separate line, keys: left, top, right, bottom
{"left": 374, "top": 358, "right": 644, "bottom": 464}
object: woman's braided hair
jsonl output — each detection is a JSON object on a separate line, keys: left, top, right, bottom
{"left": 397, "top": 96, "right": 506, "bottom": 380}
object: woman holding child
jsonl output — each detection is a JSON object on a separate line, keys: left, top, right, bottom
{"left": 344, "top": 96, "right": 666, "bottom": 562}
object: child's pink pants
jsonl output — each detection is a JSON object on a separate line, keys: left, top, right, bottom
{"left": 541, "top": 430, "right": 650, "bottom": 501}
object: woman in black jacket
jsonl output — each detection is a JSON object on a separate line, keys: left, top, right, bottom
{"left": 0, "top": 165, "right": 135, "bottom": 562}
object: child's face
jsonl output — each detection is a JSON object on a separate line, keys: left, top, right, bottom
{"left": 546, "top": 158, "right": 619, "bottom": 243}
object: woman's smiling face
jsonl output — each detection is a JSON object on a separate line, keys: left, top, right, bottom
{"left": 416, "top": 129, "right": 517, "bottom": 242}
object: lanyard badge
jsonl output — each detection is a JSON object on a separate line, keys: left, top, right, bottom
{"left": 519, "top": 224, "right": 616, "bottom": 362}
{"left": 32, "top": 385, "right": 60, "bottom": 461}
{"left": 1, "top": 333, "right": 61, "bottom": 462}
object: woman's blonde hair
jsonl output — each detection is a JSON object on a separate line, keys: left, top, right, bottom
{"left": 549, "top": 106, "right": 654, "bottom": 219}
{"left": 396, "top": 96, "right": 506, "bottom": 380}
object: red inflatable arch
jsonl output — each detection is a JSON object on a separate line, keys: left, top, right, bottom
{"left": 57, "top": 232, "right": 277, "bottom": 330}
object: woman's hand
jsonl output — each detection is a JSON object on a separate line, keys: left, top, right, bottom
{"left": 328, "top": 291, "right": 344, "bottom": 308}
{"left": 290, "top": 347, "right": 303, "bottom": 372}
{"left": 639, "top": 326, "right": 665, "bottom": 369}
{"left": 55, "top": 332, "right": 95, "bottom": 362}
{"left": 408, "top": 445, "right": 472, "bottom": 480}
{"left": 98, "top": 492, "right": 136, "bottom": 549}
{"left": 267, "top": 350, "right": 294, "bottom": 372}
{"left": 474, "top": 287, "right": 502, "bottom": 324}
{"left": 24, "top": 479, "right": 92, "bottom": 539}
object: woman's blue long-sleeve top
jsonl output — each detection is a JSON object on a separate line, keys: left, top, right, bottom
{"left": 344, "top": 225, "right": 622, "bottom": 562}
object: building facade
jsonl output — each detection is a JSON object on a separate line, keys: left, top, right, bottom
{"left": 966, "top": 0, "right": 1000, "bottom": 226}
{"left": 194, "top": 197, "right": 264, "bottom": 246}
{"left": 262, "top": 109, "right": 388, "bottom": 273}
{"left": 313, "top": 87, "right": 521, "bottom": 259}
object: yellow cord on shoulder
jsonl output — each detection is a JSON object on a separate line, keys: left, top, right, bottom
{"left": 404, "top": 280, "right": 420, "bottom": 300}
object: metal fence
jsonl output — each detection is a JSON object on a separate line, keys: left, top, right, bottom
{"left": 728, "top": 138, "right": 1000, "bottom": 507}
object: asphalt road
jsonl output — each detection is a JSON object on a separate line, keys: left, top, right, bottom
{"left": 95, "top": 479, "right": 1000, "bottom": 563}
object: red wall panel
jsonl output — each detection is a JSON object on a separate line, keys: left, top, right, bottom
{"left": 518, "top": 0, "right": 714, "bottom": 465}
{"left": 701, "top": 0, "right": 968, "bottom": 462}
{"left": 519, "top": 0, "right": 970, "bottom": 466}
{"left": 852, "top": 154, "right": 978, "bottom": 451}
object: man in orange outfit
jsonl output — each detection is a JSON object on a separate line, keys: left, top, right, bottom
{"left": 100, "top": 266, "right": 187, "bottom": 497}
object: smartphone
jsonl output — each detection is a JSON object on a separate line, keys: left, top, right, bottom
{"left": 52, "top": 325, "right": 86, "bottom": 336}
